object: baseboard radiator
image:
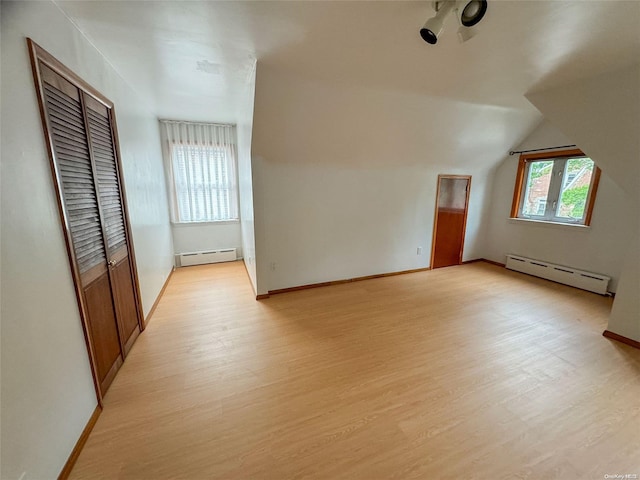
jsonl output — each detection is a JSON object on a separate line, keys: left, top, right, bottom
{"left": 505, "top": 254, "right": 610, "bottom": 295}
{"left": 177, "top": 248, "right": 237, "bottom": 267}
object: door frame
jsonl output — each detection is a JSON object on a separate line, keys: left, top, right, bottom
{"left": 27, "top": 38, "right": 145, "bottom": 405}
{"left": 430, "top": 174, "right": 472, "bottom": 269}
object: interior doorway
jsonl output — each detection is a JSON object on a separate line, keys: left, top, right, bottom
{"left": 431, "top": 175, "right": 471, "bottom": 269}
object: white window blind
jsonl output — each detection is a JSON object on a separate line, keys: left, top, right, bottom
{"left": 161, "top": 120, "right": 238, "bottom": 223}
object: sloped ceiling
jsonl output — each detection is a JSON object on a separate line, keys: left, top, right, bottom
{"left": 56, "top": 0, "right": 640, "bottom": 161}
{"left": 527, "top": 65, "right": 640, "bottom": 202}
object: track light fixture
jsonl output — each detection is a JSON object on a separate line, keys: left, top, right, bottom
{"left": 420, "top": 0, "right": 488, "bottom": 45}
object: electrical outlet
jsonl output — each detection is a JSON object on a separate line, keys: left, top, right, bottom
{"left": 417, "top": 247, "right": 423, "bottom": 255}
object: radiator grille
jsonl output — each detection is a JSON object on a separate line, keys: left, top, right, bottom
{"left": 505, "top": 255, "right": 610, "bottom": 295}
{"left": 178, "top": 248, "right": 237, "bottom": 267}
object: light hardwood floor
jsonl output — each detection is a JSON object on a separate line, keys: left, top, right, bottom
{"left": 70, "top": 261, "right": 640, "bottom": 479}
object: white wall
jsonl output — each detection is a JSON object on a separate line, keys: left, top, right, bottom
{"left": 609, "top": 235, "right": 640, "bottom": 340}
{"left": 0, "top": 2, "right": 174, "bottom": 479}
{"left": 254, "top": 160, "right": 495, "bottom": 291}
{"left": 483, "top": 120, "right": 634, "bottom": 292}
{"left": 238, "top": 64, "right": 259, "bottom": 293}
{"left": 526, "top": 65, "right": 640, "bottom": 341}
{"left": 171, "top": 222, "right": 242, "bottom": 258}
{"left": 250, "top": 66, "right": 538, "bottom": 293}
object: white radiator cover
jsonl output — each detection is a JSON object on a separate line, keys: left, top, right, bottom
{"left": 505, "top": 254, "right": 610, "bottom": 295}
{"left": 178, "top": 248, "right": 237, "bottom": 267}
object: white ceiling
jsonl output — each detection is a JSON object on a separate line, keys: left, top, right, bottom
{"left": 56, "top": 0, "right": 640, "bottom": 126}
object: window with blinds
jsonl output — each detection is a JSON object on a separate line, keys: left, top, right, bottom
{"left": 171, "top": 144, "right": 237, "bottom": 222}
{"left": 162, "top": 121, "right": 238, "bottom": 223}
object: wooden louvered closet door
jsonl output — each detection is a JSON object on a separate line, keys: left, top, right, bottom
{"left": 31, "top": 39, "right": 144, "bottom": 401}
{"left": 84, "top": 95, "right": 141, "bottom": 355}
{"left": 40, "top": 64, "right": 123, "bottom": 394}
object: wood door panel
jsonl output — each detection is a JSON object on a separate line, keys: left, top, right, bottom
{"left": 111, "top": 254, "right": 140, "bottom": 353}
{"left": 42, "top": 68, "right": 107, "bottom": 277}
{"left": 84, "top": 96, "right": 127, "bottom": 256}
{"left": 83, "top": 275, "right": 122, "bottom": 390}
{"left": 433, "top": 210, "right": 466, "bottom": 268}
{"left": 85, "top": 92, "right": 142, "bottom": 352}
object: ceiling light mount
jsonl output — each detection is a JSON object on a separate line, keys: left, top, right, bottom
{"left": 420, "top": 0, "right": 488, "bottom": 45}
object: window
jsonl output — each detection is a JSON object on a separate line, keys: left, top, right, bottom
{"left": 171, "top": 144, "right": 237, "bottom": 222}
{"left": 511, "top": 149, "right": 601, "bottom": 226}
{"left": 162, "top": 121, "right": 238, "bottom": 223}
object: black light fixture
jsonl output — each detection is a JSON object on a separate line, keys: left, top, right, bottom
{"left": 420, "top": 1, "right": 455, "bottom": 44}
{"left": 458, "top": 0, "right": 488, "bottom": 27}
{"left": 420, "top": 0, "right": 488, "bottom": 45}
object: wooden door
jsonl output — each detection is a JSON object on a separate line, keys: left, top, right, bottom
{"left": 84, "top": 96, "right": 141, "bottom": 355}
{"left": 431, "top": 175, "right": 471, "bottom": 269}
{"left": 39, "top": 64, "right": 123, "bottom": 394}
{"left": 29, "top": 39, "right": 144, "bottom": 401}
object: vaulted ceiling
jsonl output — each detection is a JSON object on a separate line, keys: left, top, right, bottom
{"left": 57, "top": 1, "right": 640, "bottom": 134}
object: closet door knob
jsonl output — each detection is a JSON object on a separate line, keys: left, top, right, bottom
{"left": 108, "top": 259, "right": 117, "bottom": 267}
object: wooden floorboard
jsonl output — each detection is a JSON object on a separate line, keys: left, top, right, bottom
{"left": 70, "top": 261, "right": 640, "bottom": 479}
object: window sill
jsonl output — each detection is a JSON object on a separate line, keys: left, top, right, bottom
{"left": 508, "top": 218, "right": 591, "bottom": 231}
{"left": 172, "top": 220, "right": 240, "bottom": 227}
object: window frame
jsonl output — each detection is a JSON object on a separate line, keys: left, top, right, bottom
{"left": 510, "top": 149, "right": 601, "bottom": 226}
{"left": 168, "top": 142, "right": 239, "bottom": 224}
